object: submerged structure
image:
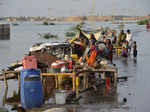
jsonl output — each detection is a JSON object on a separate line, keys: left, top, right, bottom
{"left": 0, "top": 24, "right": 10, "bottom": 40}
{"left": 0, "top": 26, "right": 127, "bottom": 111}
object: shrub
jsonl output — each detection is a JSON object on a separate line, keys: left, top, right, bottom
{"left": 137, "top": 20, "right": 149, "bottom": 25}
{"left": 43, "top": 21, "right": 49, "bottom": 25}
{"left": 65, "top": 32, "right": 76, "bottom": 37}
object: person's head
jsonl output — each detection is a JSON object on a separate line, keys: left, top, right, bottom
{"left": 101, "top": 31, "right": 105, "bottom": 35}
{"left": 134, "top": 41, "right": 136, "bottom": 44}
{"left": 121, "top": 30, "right": 124, "bottom": 33}
{"left": 127, "top": 29, "right": 130, "bottom": 34}
{"left": 103, "top": 35, "right": 106, "bottom": 39}
{"left": 106, "top": 39, "right": 111, "bottom": 45}
{"left": 91, "top": 34, "right": 95, "bottom": 39}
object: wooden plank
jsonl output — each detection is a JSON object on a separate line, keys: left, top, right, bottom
{"left": 75, "top": 68, "right": 117, "bottom": 73}
{"left": 41, "top": 73, "right": 75, "bottom": 77}
{"left": 114, "top": 72, "right": 118, "bottom": 87}
{"left": 17, "top": 73, "right": 20, "bottom": 94}
{"left": 76, "top": 76, "right": 79, "bottom": 98}
{"left": 72, "top": 76, "right": 75, "bottom": 91}
{"left": 3, "top": 72, "right": 8, "bottom": 88}
{"left": 83, "top": 73, "right": 86, "bottom": 89}
{"left": 0, "top": 73, "right": 19, "bottom": 81}
{"left": 3, "top": 71, "right": 19, "bottom": 74}
{"left": 113, "top": 46, "right": 122, "bottom": 49}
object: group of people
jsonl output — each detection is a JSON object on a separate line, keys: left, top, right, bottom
{"left": 76, "top": 32, "right": 114, "bottom": 65}
{"left": 112, "top": 29, "right": 137, "bottom": 59}
{"left": 71, "top": 28, "right": 138, "bottom": 66}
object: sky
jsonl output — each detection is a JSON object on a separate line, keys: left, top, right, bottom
{"left": 0, "top": 0, "right": 150, "bottom": 17}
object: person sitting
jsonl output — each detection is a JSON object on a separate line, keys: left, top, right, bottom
{"left": 121, "top": 46, "right": 128, "bottom": 57}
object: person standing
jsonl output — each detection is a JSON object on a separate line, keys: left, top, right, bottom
{"left": 126, "top": 29, "right": 132, "bottom": 55}
{"left": 106, "top": 39, "right": 113, "bottom": 63}
{"left": 117, "top": 30, "right": 126, "bottom": 46}
{"left": 133, "top": 41, "right": 137, "bottom": 59}
{"left": 126, "top": 29, "right": 132, "bottom": 43}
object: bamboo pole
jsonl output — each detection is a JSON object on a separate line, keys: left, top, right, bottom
{"left": 41, "top": 73, "right": 74, "bottom": 77}
{"left": 55, "top": 76, "right": 58, "bottom": 89}
{"left": 58, "top": 76, "right": 62, "bottom": 90}
{"left": 102, "top": 72, "right": 105, "bottom": 80}
{"left": 72, "top": 75, "right": 75, "bottom": 91}
{"left": 114, "top": 72, "right": 117, "bottom": 87}
{"left": 17, "top": 72, "right": 20, "bottom": 95}
{"left": 3, "top": 72, "right": 8, "bottom": 88}
{"left": 76, "top": 76, "right": 79, "bottom": 98}
{"left": 83, "top": 73, "right": 86, "bottom": 89}
{"left": 2, "top": 87, "right": 8, "bottom": 105}
{"left": 86, "top": 73, "right": 88, "bottom": 88}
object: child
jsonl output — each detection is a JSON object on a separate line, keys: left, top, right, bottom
{"left": 133, "top": 41, "right": 137, "bottom": 58}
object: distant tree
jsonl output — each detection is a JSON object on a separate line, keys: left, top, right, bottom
{"left": 82, "top": 16, "right": 87, "bottom": 20}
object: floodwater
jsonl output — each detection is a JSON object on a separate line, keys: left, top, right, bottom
{"left": 0, "top": 21, "right": 150, "bottom": 112}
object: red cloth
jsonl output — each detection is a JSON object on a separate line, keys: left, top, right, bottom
{"left": 147, "top": 23, "right": 150, "bottom": 29}
{"left": 67, "top": 60, "right": 73, "bottom": 69}
{"left": 105, "top": 77, "right": 110, "bottom": 89}
{"left": 88, "top": 49, "right": 97, "bottom": 66}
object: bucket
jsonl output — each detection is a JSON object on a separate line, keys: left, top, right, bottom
{"left": 56, "top": 60, "right": 66, "bottom": 66}
{"left": 51, "top": 62, "right": 61, "bottom": 73}
{"left": 55, "top": 90, "right": 66, "bottom": 104}
{"left": 117, "top": 48, "right": 122, "bottom": 55}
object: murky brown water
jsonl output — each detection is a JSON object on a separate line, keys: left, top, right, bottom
{"left": 0, "top": 21, "right": 150, "bottom": 112}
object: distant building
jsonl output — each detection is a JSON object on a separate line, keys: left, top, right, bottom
{"left": 0, "top": 24, "right": 10, "bottom": 40}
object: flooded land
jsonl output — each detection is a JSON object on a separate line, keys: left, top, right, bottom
{"left": 0, "top": 21, "right": 150, "bottom": 112}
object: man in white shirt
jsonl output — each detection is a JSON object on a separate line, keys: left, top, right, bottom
{"left": 126, "top": 29, "right": 132, "bottom": 55}
{"left": 126, "top": 29, "right": 132, "bottom": 42}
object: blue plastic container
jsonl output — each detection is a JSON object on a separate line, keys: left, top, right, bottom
{"left": 20, "top": 69, "right": 43, "bottom": 109}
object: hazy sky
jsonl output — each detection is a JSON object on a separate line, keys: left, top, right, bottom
{"left": 0, "top": 0, "right": 150, "bottom": 17}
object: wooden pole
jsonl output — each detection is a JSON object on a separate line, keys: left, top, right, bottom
{"left": 3, "top": 72, "right": 8, "bottom": 88}
{"left": 2, "top": 86, "right": 8, "bottom": 105}
{"left": 58, "top": 76, "right": 62, "bottom": 90}
{"left": 86, "top": 73, "right": 88, "bottom": 88}
{"left": 114, "top": 72, "right": 117, "bottom": 87}
{"left": 55, "top": 76, "right": 58, "bottom": 89}
{"left": 72, "top": 75, "right": 75, "bottom": 91}
{"left": 83, "top": 73, "right": 86, "bottom": 89}
{"left": 102, "top": 72, "right": 105, "bottom": 80}
{"left": 76, "top": 76, "right": 79, "bottom": 98}
{"left": 17, "top": 73, "right": 20, "bottom": 95}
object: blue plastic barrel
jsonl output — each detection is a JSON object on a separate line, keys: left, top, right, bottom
{"left": 20, "top": 69, "right": 43, "bottom": 109}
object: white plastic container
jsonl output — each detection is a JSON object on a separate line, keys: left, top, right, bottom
{"left": 55, "top": 90, "right": 66, "bottom": 104}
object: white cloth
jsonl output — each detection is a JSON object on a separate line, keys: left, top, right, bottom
{"left": 126, "top": 33, "right": 132, "bottom": 42}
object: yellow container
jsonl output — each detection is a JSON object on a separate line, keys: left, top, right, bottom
{"left": 71, "top": 54, "right": 78, "bottom": 62}
{"left": 117, "top": 48, "right": 122, "bottom": 55}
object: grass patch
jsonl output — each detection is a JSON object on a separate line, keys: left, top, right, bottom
{"left": 137, "top": 19, "right": 149, "bottom": 25}
{"left": 43, "top": 21, "right": 55, "bottom": 26}
{"left": 0, "top": 108, "right": 8, "bottom": 112}
{"left": 69, "top": 21, "right": 85, "bottom": 31}
{"left": 38, "top": 33, "right": 58, "bottom": 39}
{"left": 12, "top": 23, "right": 19, "bottom": 26}
{"left": 65, "top": 31, "right": 76, "bottom": 37}
{"left": 43, "top": 21, "right": 49, "bottom": 25}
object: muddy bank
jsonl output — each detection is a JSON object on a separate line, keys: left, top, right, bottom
{"left": 4, "top": 16, "right": 150, "bottom": 22}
